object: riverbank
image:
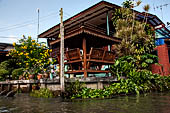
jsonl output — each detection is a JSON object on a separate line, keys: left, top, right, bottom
{"left": 1, "top": 92, "right": 170, "bottom": 113}
{"left": 0, "top": 77, "right": 117, "bottom": 96}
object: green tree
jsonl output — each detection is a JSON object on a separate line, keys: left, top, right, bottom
{"left": 113, "top": 0, "right": 155, "bottom": 57}
{"left": 0, "top": 59, "right": 20, "bottom": 80}
{"left": 10, "top": 36, "right": 54, "bottom": 78}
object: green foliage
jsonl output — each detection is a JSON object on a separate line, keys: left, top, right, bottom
{"left": 12, "top": 68, "right": 24, "bottom": 80}
{"left": 0, "top": 59, "right": 20, "bottom": 80}
{"left": 0, "top": 61, "right": 10, "bottom": 80}
{"left": 0, "top": 61, "right": 9, "bottom": 70}
{"left": 30, "top": 88, "right": 54, "bottom": 98}
{"left": 65, "top": 70, "right": 170, "bottom": 99}
{"left": 64, "top": 80, "right": 108, "bottom": 99}
{"left": 110, "top": 54, "right": 160, "bottom": 95}
{"left": 122, "top": 0, "right": 133, "bottom": 8}
{"left": 110, "top": 70, "right": 153, "bottom": 95}
{"left": 64, "top": 80, "right": 85, "bottom": 99}
{"left": 10, "top": 36, "right": 54, "bottom": 77}
{"left": 111, "top": 54, "right": 157, "bottom": 77}
{"left": 71, "top": 88, "right": 107, "bottom": 99}
{"left": 65, "top": 70, "right": 155, "bottom": 99}
{"left": 112, "top": 8, "right": 132, "bottom": 29}
{"left": 112, "top": 1, "right": 155, "bottom": 57}
{"left": 63, "top": 54, "right": 169, "bottom": 99}
{"left": 0, "top": 69, "right": 9, "bottom": 81}
{"left": 0, "top": 59, "right": 19, "bottom": 73}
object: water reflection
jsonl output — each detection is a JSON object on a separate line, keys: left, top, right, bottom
{"left": 0, "top": 92, "right": 170, "bottom": 113}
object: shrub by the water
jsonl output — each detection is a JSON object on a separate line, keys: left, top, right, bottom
{"left": 64, "top": 56, "right": 170, "bottom": 99}
{"left": 0, "top": 69, "right": 9, "bottom": 81}
{"left": 30, "top": 88, "right": 54, "bottom": 98}
{"left": 64, "top": 72, "right": 170, "bottom": 99}
{"left": 10, "top": 36, "right": 54, "bottom": 77}
{"left": 0, "top": 59, "right": 20, "bottom": 80}
{"left": 12, "top": 68, "right": 24, "bottom": 80}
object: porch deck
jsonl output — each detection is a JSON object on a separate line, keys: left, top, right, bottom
{"left": 51, "top": 47, "right": 115, "bottom": 77}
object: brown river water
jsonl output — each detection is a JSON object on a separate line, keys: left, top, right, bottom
{"left": 0, "top": 92, "right": 170, "bottom": 113}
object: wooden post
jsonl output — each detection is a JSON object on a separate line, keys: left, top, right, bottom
{"left": 17, "top": 83, "right": 20, "bottom": 92}
{"left": 0, "top": 84, "right": 2, "bottom": 91}
{"left": 1, "top": 84, "right": 4, "bottom": 91}
{"left": 59, "top": 8, "right": 65, "bottom": 92}
{"left": 106, "top": 11, "right": 110, "bottom": 36}
{"left": 7, "top": 84, "right": 11, "bottom": 91}
{"left": 27, "top": 84, "right": 31, "bottom": 92}
{"left": 83, "top": 37, "right": 87, "bottom": 77}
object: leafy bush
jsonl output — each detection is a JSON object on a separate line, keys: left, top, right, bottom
{"left": 12, "top": 68, "right": 24, "bottom": 80}
{"left": 113, "top": 0, "right": 155, "bottom": 57}
{"left": 111, "top": 54, "right": 157, "bottom": 79}
{"left": 109, "top": 70, "right": 153, "bottom": 95}
{"left": 0, "top": 59, "right": 20, "bottom": 80}
{"left": 109, "top": 55, "right": 166, "bottom": 95}
{"left": 0, "top": 61, "right": 9, "bottom": 70}
{"left": 30, "top": 88, "right": 54, "bottom": 98}
{"left": 63, "top": 54, "right": 169, "bottom": 99}
{"left": 10, "top": 36, "right": 54, "bottom": 76}
{"left": 64, "top": 71, "right": 170, "bottom": 99}
{"left": 64, "top": 80, "right": 85, "bottom": 99}
{"left": 0, "top": 69, "right": 9, "bottom": 81}
{"left": 71, "top": 88, "right": 108, "bottom": 99}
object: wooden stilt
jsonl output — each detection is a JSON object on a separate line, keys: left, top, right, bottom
{"left": 7, "top": 84, "right": 11, "bottom": 91}
{"left": 83, "top": 37, "right": 87, "bottom": 77}
{"left": 0, "top": 84, "right": 2, "bottom": 91}
{"left": 17, "top": 83, "right": 20, "bottom": 92}
{"left": 2, "top": 85, "right": 4, "bottom": 91}
{"left": 27, "top": 84, "right": 31, "bottom": 92}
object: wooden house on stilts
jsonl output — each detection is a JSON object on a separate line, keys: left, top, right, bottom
{"left": 39, "top": 1, "right": 170, "bottom": 77}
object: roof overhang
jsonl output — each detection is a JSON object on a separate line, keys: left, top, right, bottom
{"left": 49, "top": 26, "right": 121, "bottom": 45}
{"left": 38, "top": 1, "right": 120, "bottom": 38}
{"left": 0, "top": 43, "right": 13, "bottom": 50}
{"left": 39, "top": 1, "right": 169, "bottom": 41}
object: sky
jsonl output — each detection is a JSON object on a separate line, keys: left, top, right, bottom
{"left": 0, "top": 0, "right": 169, "bottom": 44}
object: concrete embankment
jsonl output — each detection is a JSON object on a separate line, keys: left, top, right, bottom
{"left": 0, "top": 77, "right": 117, "bottom": 96}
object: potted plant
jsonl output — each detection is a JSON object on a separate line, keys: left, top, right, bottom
{"left": 32, "top": 84, "right": 37, "bottom": 90}
{"left": 41, "top": 68, "right": 49, "bottom": 78}
{"left": 37, "top": 73, "right": 42, "bottom": 80}
{"left": 44, "top": 70, "right": 49, "bottom": 78}
{"left": 28, "top": 69, "right": 35, "bottom": 79}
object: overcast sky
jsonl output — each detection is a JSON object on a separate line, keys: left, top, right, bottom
{"left": 0, "top": 0, "right": 169, "bottom": 44}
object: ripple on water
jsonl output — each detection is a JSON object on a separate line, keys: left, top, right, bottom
{"left": 0, "top": 92, "right": 170, "bottom": 113}
{"left": 0, "top": 107, "right": 10, "bottom": 113}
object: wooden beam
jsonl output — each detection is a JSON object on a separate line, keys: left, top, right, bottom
{"left": 44, "top": 7, "right": 109, "bottom": 38}
{"left": 83, "top": 37, "right": 87, "bottom": 77}
{"left": 65, "top": 70, "right": 109, "bottom": 74}
{"left": 49, "top": 27, "right": 121, "bottom": 45}
{"left": 38, "top": 2, "right": 115, "bottom": 38}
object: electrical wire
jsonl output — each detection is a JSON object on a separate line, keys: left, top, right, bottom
{"left": 0, "top": 36, "right": 38, "bottom": 41}
{"left": 0, "top": 36, "right": 20, "bottom": 39}
{"left": 0, "top": 12, "right": 62, "bottom": 32}
{"left": 0, "top": 10, "right": 71, "bottom": 32}
{"left": 0, "top": 11, "right": 60, "bottom": 30}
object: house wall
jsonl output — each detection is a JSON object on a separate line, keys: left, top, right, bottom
{"left": 152, "top": 44, "right": 170, "bottom": 76}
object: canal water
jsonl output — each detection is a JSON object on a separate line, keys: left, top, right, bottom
{"left": 0, "top": 92, "right": 170, "bottom": 113}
